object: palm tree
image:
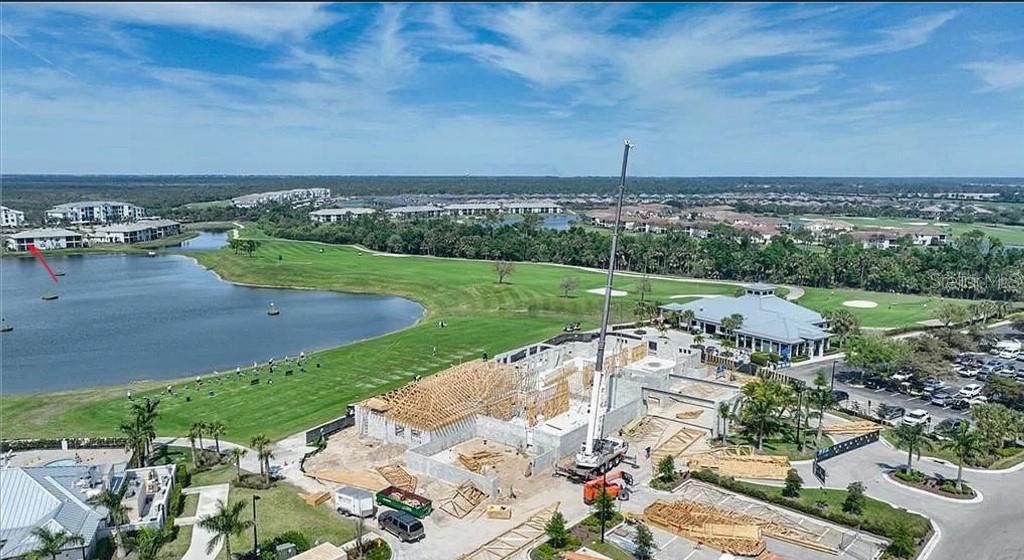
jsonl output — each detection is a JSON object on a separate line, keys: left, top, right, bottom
{"left": 188, "top": 422, "right": 204, "bottom": 466}
{"left": 119, "top": 420, "right": 149, "bottom": 468}
{"left": 198, "top": 500, "right": 253, "bottom": 560}
{"left": 228, "top": 447, "right": 247, "bottom": 479}
{"left": 89, "top": 489, "right": 127, "bottom": 557}
{"left": 128, "top": 527, "right": 167, "bottom": 560}
{"left": 31, "top": 527, "right": 85, "bottom": 560}
{"left": 809, "top": 372, "right": 835, "bottom": 444}
{"left": 208, "top": 421, "right": 227, "bottom": 454}
{"left": 681, "top": 310, "right": 696, "bottom": 331}
{"left": 891, "top": 423, "right": 932, "bottom": 474}
{"left": 738, "top": 378, "right": 792, "bottom": 450}
{"left": 250, "top": 434, "right": 273, "bottom": 484}
{"left": 942, "top": 423, "right": 984, "bottom": 492}
{"left": 196, "top": 422, "right": 207, "bottom": 450}
{"left": 717, "top": 402, "right": 732, "bottom": 444}
{"left": 129, "top": 398, "right": 160, "bottom": 458}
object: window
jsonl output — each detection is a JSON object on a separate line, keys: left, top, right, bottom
{"left": 394, "top": 425, "right": 405, "bottom": 436}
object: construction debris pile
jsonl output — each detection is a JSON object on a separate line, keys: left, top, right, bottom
{"left": 458, "top": 450, "right": 502, "bottom": 473}
{"left": 686, "top": 446, "right": 791, "bottom": 480}
{"left": 645, "top": 500, "right": 767, "bottom": 556}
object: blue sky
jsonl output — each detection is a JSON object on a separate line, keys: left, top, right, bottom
{"left": 2, "top": 3, "right": 1023, "bottom": 176}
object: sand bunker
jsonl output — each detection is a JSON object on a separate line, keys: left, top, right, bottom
{"left": 843, "top": 300, "right": 878, "bottom": 309}
{"left": 587, "top": 288, "right": 628, "bottom": 297}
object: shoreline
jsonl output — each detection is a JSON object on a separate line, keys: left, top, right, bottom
{"left": 4, "top": 248, "right": 428, "bottom": 398}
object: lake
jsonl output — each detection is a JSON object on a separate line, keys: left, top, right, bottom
{"left": 0, "top": 239, "right": 424, "bottom": 394}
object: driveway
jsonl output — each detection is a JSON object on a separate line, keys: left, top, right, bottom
{"left": 179, "top": 483, "right": 231, "bottom": 560}
{"left": 791, "top": 438, "right": 1024, "bottom": 560}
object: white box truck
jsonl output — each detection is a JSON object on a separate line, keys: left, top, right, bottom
{"left": 335, "top": 486, "right": 376, "bottom": 518}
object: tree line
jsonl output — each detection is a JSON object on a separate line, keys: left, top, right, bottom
{"left": 260, "top": 214, "right": 1024, "bottom": 301}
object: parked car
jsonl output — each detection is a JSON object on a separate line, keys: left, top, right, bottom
{"left": 832, "top": 390, "right": 850, "bottom": 403}
{"left": 957, "top": 383, "right": 984, "bottom": 399}
{"left": 970, "top": 395, "right": 989, "bottom": 405}
{"left": 956, "top": 366, "right": 979, "bottom": 378}
{"left": 865, "top": 376, "right": 887, "bottom": 390}
{"left": 929, "top": 391, "right": 955, "bottom": 407}
{"left": 950, "top": 399, "right": 971, "bottom": 411}
{"left": 898, "top": 382, "right": 924, "bottom": 397}
{"left": 878, "top": 406, "right": 906, "bottom": 426}
{"left": 378, "top": 510, "right": 425, "bottom": 543}
{"left": 935, "top": 418, "right": 971, "bottom": 439}
{"left": 902, "top": 409, "right": 932, "bottom": 426}
{"left": 922, "top": 378, "right": 946, "bottom": 393}
{"left": 892, "top": 372, "right": 913, "bottom": 383}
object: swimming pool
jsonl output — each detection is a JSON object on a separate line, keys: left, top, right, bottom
{"left": 45, "top": 458, "right": 77, "bottom": 467}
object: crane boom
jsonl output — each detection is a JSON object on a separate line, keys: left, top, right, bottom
{"left": 581, "top": 140, "right": 632, "bottom": 462}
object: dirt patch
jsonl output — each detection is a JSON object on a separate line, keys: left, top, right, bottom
{"left": 304, "top": 428, "right": 408, "bottom": 474}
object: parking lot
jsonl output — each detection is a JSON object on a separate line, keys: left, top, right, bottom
{"left": 783, "top": 350, "right": 1023, "bottom": 427}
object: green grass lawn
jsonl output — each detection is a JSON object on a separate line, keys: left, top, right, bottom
{"left": 2, "top": 231, "right": 963, "bottom": 441}
{"left": 189, "top": 463, "right": 357, "bottom": 559}
{"left": 797, "top": 287, "right": 966, "bottom": 328}
{"left": 732, "top": 480, "right": 931, "bottom": 539}
{"left": 725, "top": 431, "right": 834, "bottom": 461}
{"left": 1, "top": 237, "right": 737, "bottom": 441}
{"left": 800, "top": 215, "right": 1024, "bottom": 246}
{"left": 944, "top": 223, "right": 1024, "bottom": 246}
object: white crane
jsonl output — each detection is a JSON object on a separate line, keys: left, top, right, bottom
{"left": 574, "top": 140, "right": 633, "bottom": 473}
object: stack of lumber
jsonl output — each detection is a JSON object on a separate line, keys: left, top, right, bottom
{"left": 299, "top": 490, "right": 331, "bottom": 507}
{"left": 823, "top": 420, "right": 882, "bottom": 435}
{"left": 687, "top": 447, "right": 790, "bottom": 480}
{"left": 458, "top": 451, "right": 502, "bottom": 473}
{"left": 376, "top": 464, "right": 417, "bottom": 493}
{"left": 306, "top": 468, "right": 389, "bottom": 491}
{"left": 652, "top": 427, "right": 705, "bottom": 464}
{"left": 645, "top": 500, "right": 766, "bottom": 557}
{"left": 459, "top": 502, "right": 560, "bottom": 560}
{"left": 438, "top": 481, "right": 488, "bottom": 519}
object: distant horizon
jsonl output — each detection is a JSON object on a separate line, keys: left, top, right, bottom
{"left": 3, "top": 173, "right": 1023, "bottom": 181}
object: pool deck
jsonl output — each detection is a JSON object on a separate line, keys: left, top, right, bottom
{"left": 4, "top": 447, "right": 132, "bottom": 468}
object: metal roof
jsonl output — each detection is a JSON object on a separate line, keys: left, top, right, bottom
{"left": 9, "top": 228, "right": 82, "bottom": 239}
{"left": 661, "top": 294, "right": 828, "bottom": 344}
{"left": 0, "top": 466, "right": 111, "bottom": 559}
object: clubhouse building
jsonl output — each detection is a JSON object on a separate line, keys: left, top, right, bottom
{"left": 660, "top": 283, "right": 832, "bottom": 359}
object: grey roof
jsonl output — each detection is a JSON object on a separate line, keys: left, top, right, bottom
{"left": 311, "top": 208, "right": 375, "bottom": 215}
{"left": 745, "top": 282, "right": 776, "bottom": 291}
{"left": 386, "top": 206, "right": 441, "bottom": 213}
{"left": 9, "top": 228, "right": 82, "bottom": 239}
{"left": 0, "top": 466, "right": 115, "bottom": 559}
{"left": 49, "top": 201, "right": 138, "bottom": 210}
{"left": 661, "top": 294, "right": 828, "bottom": 344}
{"left": 137, "top": 219, "right": 181, "bottom": 228}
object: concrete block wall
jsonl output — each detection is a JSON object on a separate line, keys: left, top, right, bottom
{"left": 405, "top": 444, "right": 499, "bottom": 497}
{"left": 475, "top": 415, "right": 530, "bottom": 450}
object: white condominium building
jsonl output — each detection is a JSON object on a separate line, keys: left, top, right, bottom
{"left": 45, "top": 201, "right": 145, "bottom": 224}
{"left": 1, "top": 206, "right": 26, "bottom": 228}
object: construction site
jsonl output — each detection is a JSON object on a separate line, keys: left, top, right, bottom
{"left": 297, "top": 149, "right": 888, "bottom": 559}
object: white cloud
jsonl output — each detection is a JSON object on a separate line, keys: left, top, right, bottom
{"left": 15, "top": 2, "right": 341, "bottom": 42}
{"left": 829, "top": 11, "right": 958, "bottom": 58}
{"left": 961, "top": 59, "right": 1024, "bottom": 91}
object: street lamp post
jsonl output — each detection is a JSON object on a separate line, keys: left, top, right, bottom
{"left": 795, "top": 386, "right": 805, "bottom": 452}
{"left": 252, "top": 495, "right": 261, "bottom": 557}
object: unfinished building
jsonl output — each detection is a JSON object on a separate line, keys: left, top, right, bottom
{"left": 351, "top": 328, "right": 743, "bottom": 497}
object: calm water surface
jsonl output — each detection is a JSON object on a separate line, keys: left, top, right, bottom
{"left": 0, "top": 235, "right": 423, "bottom": 393}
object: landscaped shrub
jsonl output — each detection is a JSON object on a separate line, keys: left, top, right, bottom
{"left": 750, "top": 352, "right": 770, "bottom": 366}
{"left": 768, "top": 352, "right": 781, "bottom": 363}
{"left": 236, "top": 473, "right": 274, "bottom": 490}
{"left": 893, "top": 469, "right": 924, "bottom": 483}
{"left": 938, "top": 481, "right": 974, "bottom": 495}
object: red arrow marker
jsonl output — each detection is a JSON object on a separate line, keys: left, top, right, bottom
{"left": 27, "top": 244, "right": 59, "bottom": 283}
